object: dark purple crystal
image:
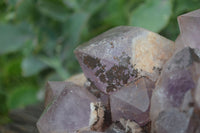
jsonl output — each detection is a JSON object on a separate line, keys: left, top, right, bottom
{"left": 37, "top": 82, "right": 97, "bottom": 133}
{"left": 150, "top": 47, "right": 200, "bottom": 133}
{"left": 75, "top": 26, "right": 174, "bottom": 94}
{"left": 36, "top": 9, "right": 200, "bottom": 132}
{"left": 110, "top": 78, "right": 155, "bottom": 126}
{"left": 44, "top": 81, "right": 66, "bottom": 107}
{"left": 178, "top": 9, "right": 200, "bottom": 50}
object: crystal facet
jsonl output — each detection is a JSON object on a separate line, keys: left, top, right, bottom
{"left": 195, "top": 78, "right": 200, "bottom": 109}
{"left": 45, "top": 74, "right": 87, "bottom": 107}
{"left": 178, "top": 9, "right": 200, "bottom": 50}
{"left": 44, "top": 81, "right": 66, "bottom": 107}
{"left": 150, "top": 47, "right": 200, "bottom": 133}
{"left": 154, "top": 108, "right": 192, "bottom": 133}
{"left": 85, "top": 79, "right": 110, "bottom": 106}
{"left": 37, "top": 82, "right": 97, "bottom": 133}
{"left": 37, "top": 10, "right": 200, "bottom": 132}
{"left": 110, "top": 78, "right": 155, "bottom": 126}
{"left": 75, "top": 26, "right": 174, "bottom": 94}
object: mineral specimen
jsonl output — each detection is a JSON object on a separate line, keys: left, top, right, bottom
{"left": 178, "top": 9, "right": 200, "bottom": 50}
{"left": 150, "top": 47, "right": 200, "bottom": 133}
{"left": 37, "top": 82, "right": 97, "bottom": 133}
{"left": 110, "top": 78, "right": 155, "bottom": 126}
{"left": 175, "top": 34, "right": 200, "bottom": 59}
{"left": 37, "top": 9, "right": 200, "bottom": 133}
{"left": 74, "top": 26, "right": 174, "bottom": 94}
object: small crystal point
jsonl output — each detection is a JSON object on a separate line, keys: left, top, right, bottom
{"left": 110, "top": 78, "right": 155, "bottom": 126}
{"left": 85, "top": 79, "right": 110, "bottom": 106}
{"left": 154, "top": 108, "right": 192, "bottom": 133}
{"left": 37, "top": 83, "right": 97, "bottom": 133}
{"left": 75, "top": 26, "right": 174, "bottom": 94}
{"left": 150, "top": 47, "right": 200, "bottom": 133}
{"left": 45, "top": 74, "right": 87, "bottom": 107}
{"left": 178, "top": 9, "right": 200, "bottom": 50}
{"left": 44, "top": 81, "right": 67, "bottom": 107}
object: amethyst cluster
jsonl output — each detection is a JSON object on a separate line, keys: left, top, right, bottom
{"left": 37, "top": 9, "right": 200, "bottom": 133}
{"left": 150, "top": 9, "right": 200, "bottom": 133}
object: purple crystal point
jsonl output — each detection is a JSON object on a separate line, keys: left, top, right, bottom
{"left": 75, "top": 26, "right": 174, "bottom": 94}
{"left": 44, "top": 81, "right": 66, "bottom": 107}
{"left": 37, "top": 82, "right": 97, "bottom": 133}
{"left": 85, "top": 79, "right": 109, "bottom": 106}
{"left": 178, "top": 9, "right": 200, "bottom": 50}
{"left": 150, "top": 47, "right": 200, "bottom": 133}
{"left": 110, "top": 78, "right": 155, "bottom": 126}
{"left": 154, "top": 108, "right": 192, "bottom": 133}
{"left": 45, "top": 74, "right": 87, "bottom": 107}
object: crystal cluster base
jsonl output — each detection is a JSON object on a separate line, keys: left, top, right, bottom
{"left": 37, "top": 9, "right": 200, "bottom": 133}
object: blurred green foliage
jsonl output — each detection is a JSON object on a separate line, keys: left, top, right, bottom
{"left": 0, "top": 0, "right": 200, "bottom": 123}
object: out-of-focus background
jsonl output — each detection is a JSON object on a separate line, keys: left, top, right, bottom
{"left": 0, "top": 0, "right": 199, "bottom": 123}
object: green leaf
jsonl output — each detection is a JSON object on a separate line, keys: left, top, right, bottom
{"left": 46, "top": 72, "right": 63, "bottom": 81}
{"left": 175, "top": 0, "right": 200, "bottom": 15}
{"left": 130, "top": 0, "right": 172, "bottom": 32}
{"left": 7, "top": 0, "right": 20, "bottom": 6}
{"left": 21, "top": 56, "right": 47, "bottom": 77}
{"left": 0, "top": 90, "right": 8, "bottom": 115}
{"left": 43, "top": 39, "right": 58, "bottom": 56}
{"left": 7, "top": 85, "right": 38, "bottom": 109}
{"left": 0, "top": 24, "right": 31, "bottom": 55}
{"left": 79, "top": 0, "right": 106, "bottom": 14}
{"left": 64, "top": 12, "right": 89, "bottom": 45}
{"left": 62, "top": 12, "right": 89, "bottom": 73}
{"left": 1, "top": 55, "right": 22, "bottom": 84}
{"left": 16, "top": 0, "right": 36, "bottom": 19}
{"left": 62, "top": 0, "right": 79, "bottom": 10}
{"left": 0, "top": 89, "right": 9, "bottom": 124}
{"left": 39, "top": 56, "right": 70, "bottom": 80}
{"left": 38, "top": 0, "right": 69, "bottom": 21}
{"left": 101, "top": 0, "right": 127, "bottom": 26}
{"left": 63, "top": 0, "right": 106, "bottom": 13}
{"left": 63, "top": 12, "right": 89, "bottom": 52}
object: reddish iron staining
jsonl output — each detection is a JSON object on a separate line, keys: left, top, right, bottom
{"left": 86, "top": 79, "right": 102, "bottom": 98}
{"left": 95, "top": 68, "right": 105, "bottom": 77}
{"left": 106, "top": 84, "right": 117, "bottom": 93}
{"left": 106, "top": 65, "right": 130, "bottom": 84}
{"left": 84, "top": 54, "right": 140, "bottom": 93}
{"left": 83, "top": 55, "right": 101, "bottom": 69}
{"left": 99, "top": 74, "right": 106, "bottom": 83}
